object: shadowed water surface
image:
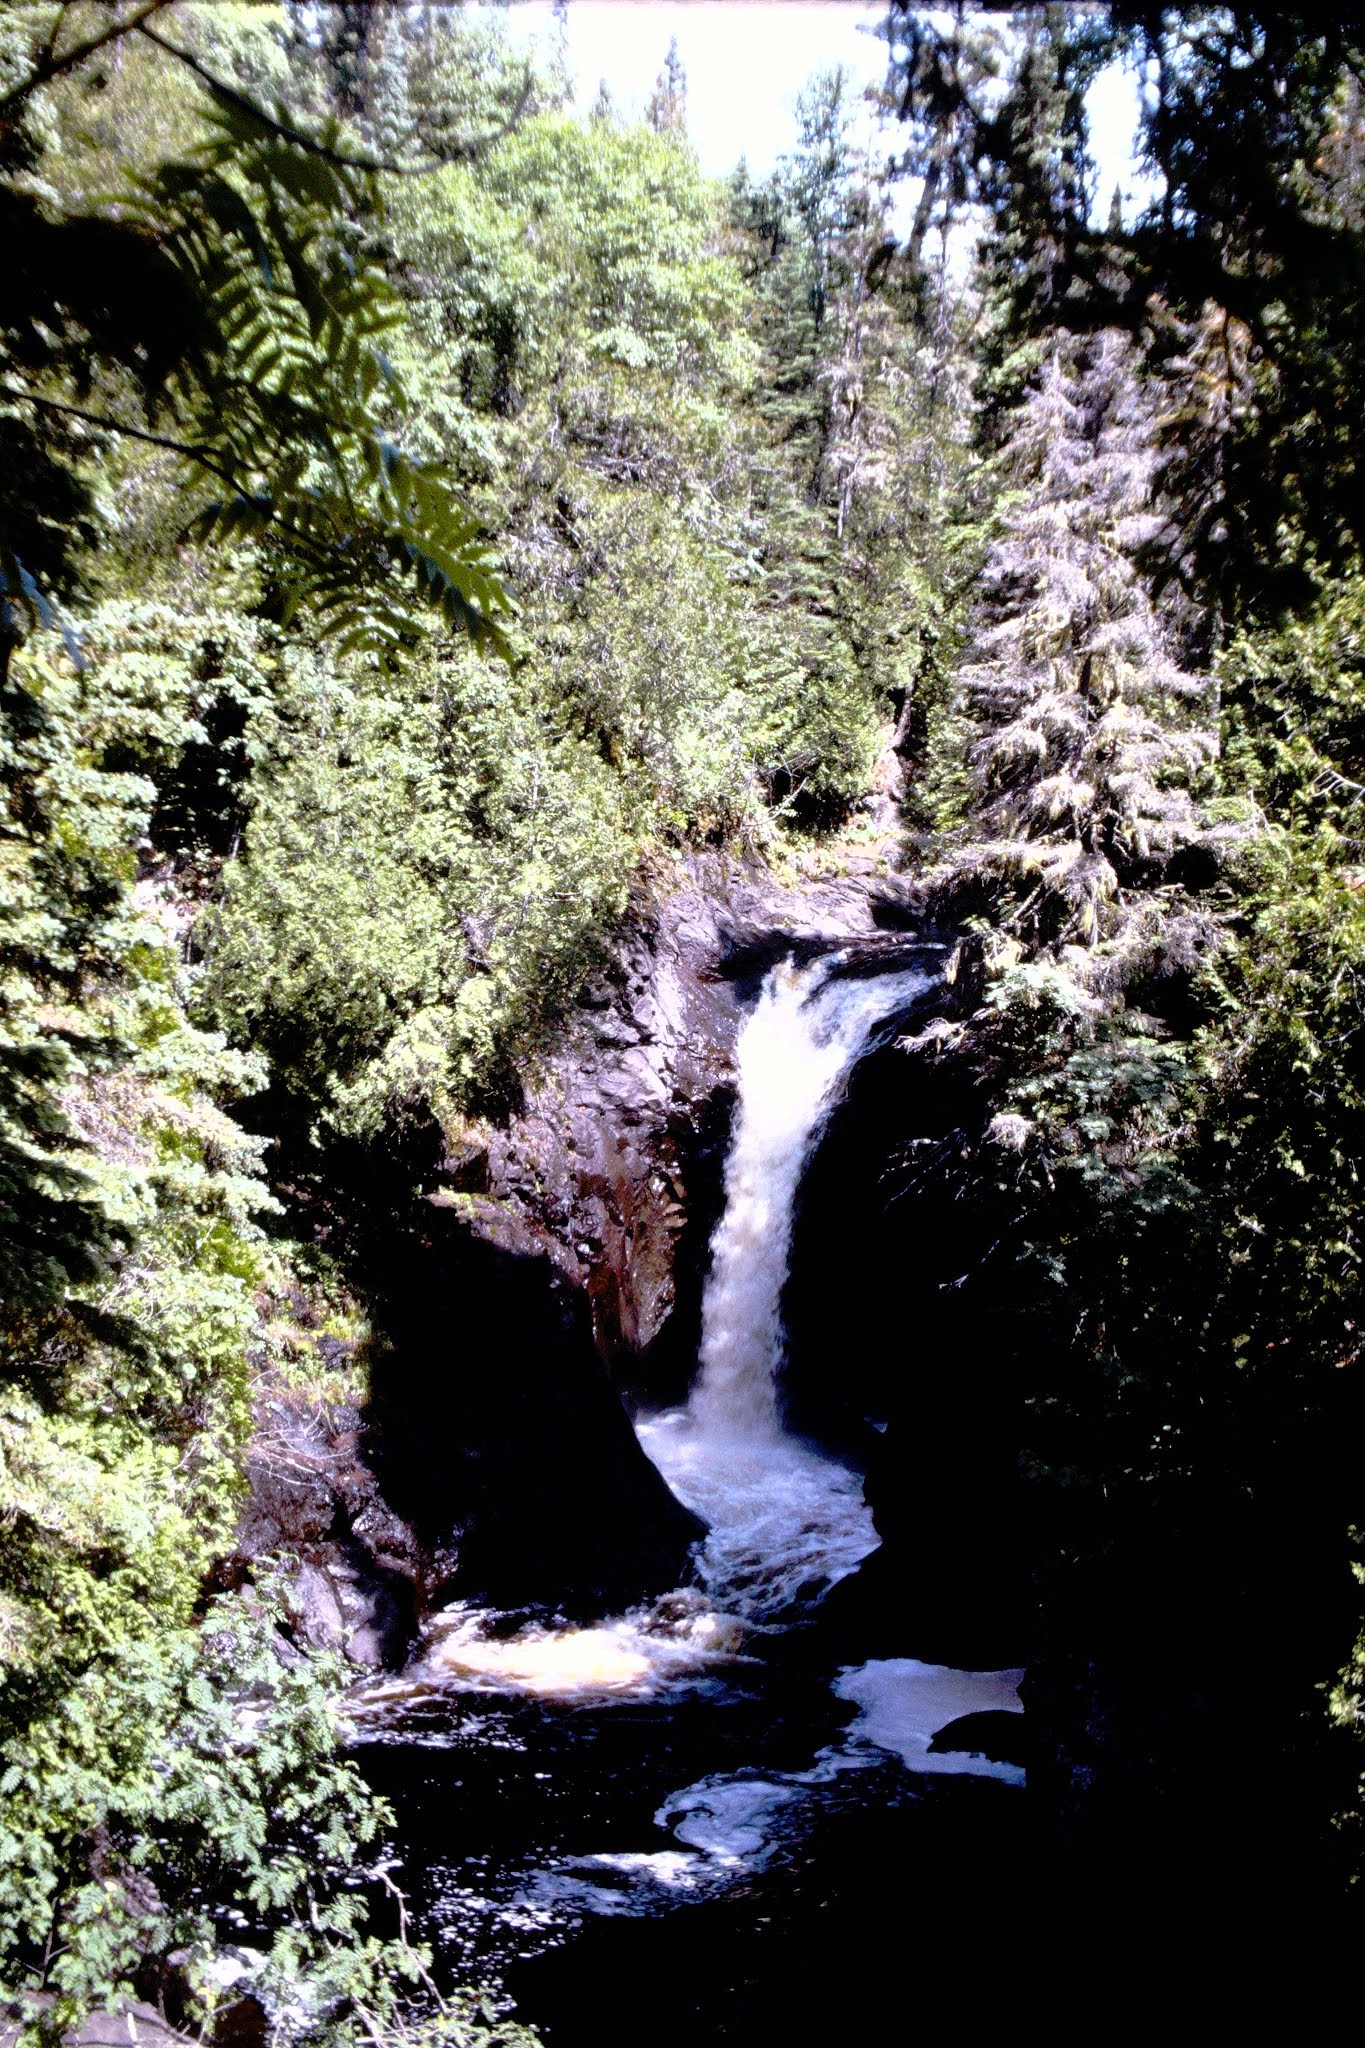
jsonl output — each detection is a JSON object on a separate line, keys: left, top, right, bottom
{"left": 351, "top": 960, "right": 1028, "bottom": 2034}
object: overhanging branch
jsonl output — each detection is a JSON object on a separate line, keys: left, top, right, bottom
{"left": 0, "top": 1, "right": 173, "bottom": 121}
{"left": 1, "top": 382, "right": 240, "bottom": 491}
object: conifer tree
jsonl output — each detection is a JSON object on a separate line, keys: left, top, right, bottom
{"left": 1148, "top": 296, "right": 1258, "bottom": 651}
{"left": 941, "top": 329, "right": 1217, "bottom": 959}
{"left": 882, "top": 0, "right": 1004, "bottom": 289}
{"left": 589, "top": 77, "right": 616, "bottom": 127}
{"left": 647, "top": 36, "right": 687, "bottom": 137}
{"left": 788, "top": 65, "right": 856, "bottom": 343}
{"left": 972, "top": 6, "right": 1113, "bottom": 429}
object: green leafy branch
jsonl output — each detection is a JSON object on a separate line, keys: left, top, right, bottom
{"left": 133, "top": 100, "right": 518, "bottom": 661}
{"left": 3, "top": 93, "right": 517, "bottom": 668}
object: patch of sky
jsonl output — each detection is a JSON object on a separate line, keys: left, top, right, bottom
{"left": 492, "top": 2, "right": 893, "bottom": 177}
{"left": 489, "top": 3, "right": 1162, "bottom": 237}
{"left": 1086, "top": 57, "right": 1163, "bottom": 225}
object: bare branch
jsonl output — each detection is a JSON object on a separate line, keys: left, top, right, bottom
{"left": 1, "top": 381, "right": 240, "bottom": 488}
{"left": 32, "top": 5, "right": 74, "bottom": 79}
{"left": 0, "top": 1, "right": 174, "bottom": 121}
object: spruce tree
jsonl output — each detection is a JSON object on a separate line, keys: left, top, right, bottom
{"left": 647, "top": 37, "right": 687, "bottom": 137}
{"left": 941, "top": 329, "right": 1217, "bottom": 958}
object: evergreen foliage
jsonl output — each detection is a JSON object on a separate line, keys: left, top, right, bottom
{"left": 0, "top": 8, "right": 955, "bottom": 2033}
{"left": 11, "top": 0, "right": 1365, "bottom": 2024}
{"left": 933, "top": 326, "right": 1218, "bottom": 951}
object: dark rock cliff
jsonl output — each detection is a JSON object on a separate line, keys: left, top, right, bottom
{"left": 232, "top": 851, "right": 931, "bottom": 1652}
{"left": 441, "top": 853, "right": 909, "bottom": 1372}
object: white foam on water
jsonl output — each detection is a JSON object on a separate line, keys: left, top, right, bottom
{"left": 408, "top": 1591, "right": 752, "bottom": 1705}
{"left": 529, "top": 1764, "right": 852, "bottom": 1923}
{"left": 834, "top": 1658, "right": 1028, "bottom": 1784}
{"left": 636, "top": 1410, "right": 877, "bottom": 1621}
{"left": 586, "top": 1851, "right": 702, "bottom": 1888}
{"left": 636, "top": 1668, "right": 1026, "bottom": 1894}
{"left": 518, "top": 1850, "right": 712, "bottom": 1923}
{"left": 661, "top": 1772, "right": 813, "bottom": 1863}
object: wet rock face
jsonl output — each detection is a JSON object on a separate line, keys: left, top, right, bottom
{"left": 220, "top": 1377, "right": 426, "bottom": 1669}
{"left": 454, "top": 853, "right": 916, "bottom": 1382}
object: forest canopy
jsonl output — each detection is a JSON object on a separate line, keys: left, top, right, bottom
{"left": 3, "top": 1, "right": 1365, "bottom": 2038}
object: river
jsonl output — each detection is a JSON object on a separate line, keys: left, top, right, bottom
{"left": 349, "top": 956, "right": 1029, "bottom": 2040}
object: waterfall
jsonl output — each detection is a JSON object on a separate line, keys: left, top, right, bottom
{"left": 358, "top": 943, "right": 1024, "bottom": 1974}
{"left": 635, "top": 951, "right": 931, "bottom": 1620}
{"left": 381, "top": 948, "right": 936, "bottom": 1703}
{"left": 360, "top": 941, "right": 1025, "bottom": 1964}
{"left": 690, "top": 955, "right": 931, "bottom": 1439}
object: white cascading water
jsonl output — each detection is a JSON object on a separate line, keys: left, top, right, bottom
{"left": 638, "top": 954, "right": 931, "bottom": 1619}
{"left": 692, "top": 956, "right": 929, "bottom": 1440}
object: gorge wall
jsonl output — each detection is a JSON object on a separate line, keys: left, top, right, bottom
{"left": 230, "top": 850, "right": 1023, "bottom": 1660}
{"left": 358, "top": 852, "right": 961, "bottom": 1619}
{"left": 233, "top": 841, "right": 1255, "bottom": 1888}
